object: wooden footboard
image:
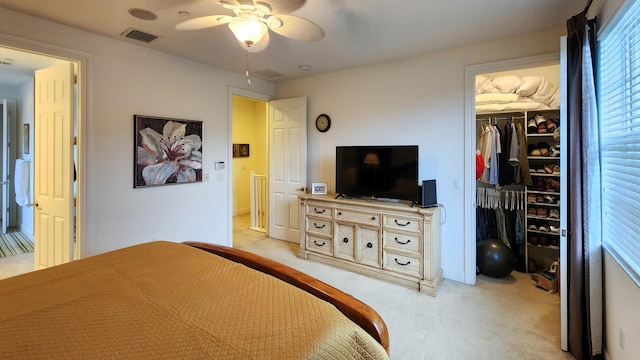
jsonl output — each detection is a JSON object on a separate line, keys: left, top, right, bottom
{"left": 183, "top": 241, "right": 390, "bottom": 354}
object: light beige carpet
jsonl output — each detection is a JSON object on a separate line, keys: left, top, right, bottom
{"left": 236, "top": 237, "right": 575, "bottom": 360}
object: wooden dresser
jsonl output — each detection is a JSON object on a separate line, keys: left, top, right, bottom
{"left": 298, "top": 194, "right": 443, "bottom": 296}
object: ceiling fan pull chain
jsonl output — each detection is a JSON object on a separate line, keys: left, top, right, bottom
{"left": 245, "top": 52, "right": 251, "bottom": 86}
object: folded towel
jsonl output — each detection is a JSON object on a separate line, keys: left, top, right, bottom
{"left": 14, "top": 159, "right": 29, "bottom": 206}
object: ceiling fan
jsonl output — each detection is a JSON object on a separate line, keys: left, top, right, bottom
{"left": 175, "top": 0, "right": 324, "bottom": 52}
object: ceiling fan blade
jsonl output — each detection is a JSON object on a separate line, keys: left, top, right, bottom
{"left": 175, "top": 15, "right": 232, "bottom": 30}
{"left": 267, "top": 14, "right": 324, "bottom": 42}
{"left": 261, "top": 0, "right": 306, "bottom": 13}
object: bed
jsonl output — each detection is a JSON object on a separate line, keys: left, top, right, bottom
{"left": 475, "top": 74, "right": 560, "bottom": 113}
{"left": 0, "top": 241, "right": 389, "bottom": 359}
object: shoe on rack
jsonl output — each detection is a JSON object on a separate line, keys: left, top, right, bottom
{"left": 528, "top": 207, "right": 537, "bottom": 215}
{"left": 536, "top": 195, "right": 546, "bottom": 203}
{"left": 546, "top": 119, "right": 557, "bottom": 132}
{"left": 546, "top": 179, "right": 560, "bottom": 192}
{"left": 543, "top": 194, "right": 556, "bottom": 204}
{"left": 528, "top": 223, "right": 538, "bottom": 231}
{"left": 537, "top": 122, "right": 548, "bottom": 133}
{"left": 552, "top": 165, "right": 560, "bottom": 175}
{"left": 527, "top": 119, "right": 538, "bottom": 134}
{"left": 550, "top": 147, "right": 560, "bottom": 157}
{"left": 536, "top": 208, "right": 548, "bottom": 217}
{"left": 527, "top": 194, "right": 537, "bottom": 203}
{"left": 529, "top": 148, "right": 542, "bottom": 157}
{"left": 539, "top": 236, "right": 549, "bottom": 246}
{"left": 537, "top": 142, "right": 550, "bottom": 156}
{"left": 529, "top": 235, "right": 539, "bottom": 246}
{"left": 535, "top": 114, "right": 547, "bottom": 125}
{"left": 544, "top": 164, "right": 554, "bottom": 174}
{"left": 549, "top": 225, "right": 560, "bottom": 233}
{"left": 538, "top": 225, "right": 549, "bottom": 232}
{"left": 549, "top": 209, "right": 560, "bottom": 219}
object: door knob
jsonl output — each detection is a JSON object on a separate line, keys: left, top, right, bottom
{"left": 34, "top": 201, "right": 39, "bottom": 208}
{"left": 296, "top": 187, "right": 305, "bottom": 192}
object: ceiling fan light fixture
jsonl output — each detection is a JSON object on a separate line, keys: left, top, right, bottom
{"left": 228, "top": 15, "right": 268, "bottom": 46}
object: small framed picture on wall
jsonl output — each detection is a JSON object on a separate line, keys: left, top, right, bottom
{"left": 23, "top": 124, "right": 29, "bottom": 154}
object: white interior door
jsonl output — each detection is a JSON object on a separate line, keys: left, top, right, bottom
{"left": 268, "top": 97, "right": 307, "bottom": 243}
{"left": 34, "top": 62, "right": 74, "bottom": 269}
{"left": 559, "top": 36, "right": 568, "bottom": 351}
{"left": 1, "top": 99, "right": 8, "bottom": 234}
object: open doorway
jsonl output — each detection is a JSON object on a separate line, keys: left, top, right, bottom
{"left": 231, "top": 94, "right": 269, "bottom": 249}
{"left": 0, "top": 39, "right": 84, "bottom": 272}
{"left": 464, "top": 52, "right": 568, "bottom": 350}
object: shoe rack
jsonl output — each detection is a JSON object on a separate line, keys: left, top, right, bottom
{"left": 525, "top": 109, "right": 561, "bottom": 273}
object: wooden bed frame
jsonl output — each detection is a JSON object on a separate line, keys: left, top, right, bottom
{"left": 184, "top": 241, "right": 390, "bottom": 354}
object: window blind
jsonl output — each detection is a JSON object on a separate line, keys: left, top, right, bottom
{"left": 599, "top": 0, "right": 640, "bottom": 286}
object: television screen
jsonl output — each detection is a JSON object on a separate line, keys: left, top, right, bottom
{"left": 336, "top": 145, "right": 419, "bottom": 201}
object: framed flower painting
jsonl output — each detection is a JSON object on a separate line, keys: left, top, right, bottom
{"left": 134, "top": 115, "right": 203, "bottom": 188}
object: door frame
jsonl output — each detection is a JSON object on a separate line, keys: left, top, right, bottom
{"left": 463, "top": 52, "right": 560, "bottom": 285}
{"left": 227, "top": 87, "right": 273, "bottom": 246}
{"left": 0, "top": 33, "right": 88, "bottom": 259}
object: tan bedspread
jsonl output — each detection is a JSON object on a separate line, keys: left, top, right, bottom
{"left": 0, "top": 241, "right": 388, "bottom": 359}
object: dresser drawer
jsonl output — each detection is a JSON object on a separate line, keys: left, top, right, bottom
{"left": 335, "top": 208, "right": 381, "bottom": 226}
{"left": 384, "top": 230, "right": 421, "bottom": 254}
{"left": 306, "top": 235, "right": 332, "bottom": 256}
{"left": 384, "top": 214, "right": 422, "bottom": 232}
{"left": 383, "top": 251, "right": 422, "bottom": 278}
{"left": 306, "top": 217, "right": 332, "bottom": 236}
{"left": 306, "top": 202, "right": 332, "bottom": 219}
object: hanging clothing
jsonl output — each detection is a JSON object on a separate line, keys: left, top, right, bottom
{"left": 515, "top": 122, "right": 533, "bottom": 186}
{"left": 476, "top": 124, "right": 492, "bottom": 183}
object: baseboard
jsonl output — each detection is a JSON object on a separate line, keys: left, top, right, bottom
{"left": 443, "top": 268, "right": 465, "bottom": 284}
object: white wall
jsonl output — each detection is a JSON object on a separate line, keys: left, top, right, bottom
{"left": 232, "top": 96, "right": 267, "bottom": 215}
{"left": 0, "top": 8, "right": 275, "bottom": 256}
{"left": 276, "top": 27, "right": 566, "bottom": 281}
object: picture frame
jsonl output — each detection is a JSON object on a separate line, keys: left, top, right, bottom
{"left": 311, "top": 182, "right": 327, "bottom": 195}
{"left": 23, "top": 124, "right": 29, "bottom": 154}
{"left": 232, "top": 143, "right": 250, "bottom": 157}
{"left": 134, "top": 115, "right": 203, "bottom": 188}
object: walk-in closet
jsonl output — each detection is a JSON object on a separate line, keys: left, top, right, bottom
{"left": 475, "top": 64, "right": 562, "bottom": 281}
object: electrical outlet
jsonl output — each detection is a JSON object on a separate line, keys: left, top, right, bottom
{"left": 619, "top": 328, "right": 625, "bottom": 351}
{"left": 203, "top": 173, "right": 210, "bottom": 182}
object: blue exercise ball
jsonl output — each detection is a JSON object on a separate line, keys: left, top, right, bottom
{"left": 476, "top": 238, "right": 516, "bottom": 278}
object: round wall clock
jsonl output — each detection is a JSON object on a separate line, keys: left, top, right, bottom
{"left": 315, "top": 114, "right": 331, "bottom": 132}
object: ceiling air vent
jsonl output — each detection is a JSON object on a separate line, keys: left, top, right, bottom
{"left": 121, "top": 28, "right": 158, "bottom": 43}
{"left": 253, "top": 69, "right": 284, "bottom": 79}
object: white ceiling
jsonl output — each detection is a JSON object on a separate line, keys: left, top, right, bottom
{"left": 0, "top": 0, "right": 584, "bottom": 86}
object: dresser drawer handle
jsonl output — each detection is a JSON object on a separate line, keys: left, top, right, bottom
{"left": 394, "top": 258, "right": 411, "bottom": 266}
{"left": 314, "top": 208, "right": 326, "bottom": 214}
{"left": 394, "top": 237, "right": 411, "bottom": 245}
{"left": 343, "top": 237, "right": 349, "bottom": 243}
{"left": 395, "top": 220, "right": 410, "bottom": 226}
{"left": 314, "top": 223, "right": 326, "bottom": 229}
{"left": 313, "top": 240, "right": 326, "bottom": 247}
{"left": 371, "top": 216, "right": 376, "bottom": 221}
{"left": 337, "top": 211, "right": 342, "bottom": 216}
{"left": 366, "top": 242, "right": 373, "bottom": 248}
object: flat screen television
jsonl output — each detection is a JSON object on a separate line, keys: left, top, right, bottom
{"left": 336, "top": 145, "right": 419, "bottom": 202}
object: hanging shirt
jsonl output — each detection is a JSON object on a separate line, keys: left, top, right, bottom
{"left": 476, "top": 125, "right": 492, "bottom": 183}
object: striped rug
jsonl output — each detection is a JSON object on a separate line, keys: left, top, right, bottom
{"left": 0, "top": 231, "right": 34, "bottom": 258}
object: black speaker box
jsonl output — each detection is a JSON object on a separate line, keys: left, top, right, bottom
{"left": 421, "top": 180, "right": 438, "bottom": 208}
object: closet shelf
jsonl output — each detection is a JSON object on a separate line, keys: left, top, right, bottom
{"left": 527, "top": 190, "right": 560, "bottom": 196}
{"left": 527, "top": 202, "right": 560, "bottom": 207}
{"left": 526, "top": 215, "right": 560, "bottom": 221}
{"left": 527, "top": 243, "right": 560, "bottom": 250}
{"left": 527, "top": 229, "right": 560, "bottom": 236}
{"left": 527, "top": 133, "right": 556, "bottom": 138}
{"left": 530, "top": 173, "right": 560, "bottom": 178}
{"left": 528, "top": 156, "right": 561, "bottom": 160}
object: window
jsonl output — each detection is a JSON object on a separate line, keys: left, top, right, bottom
{"left": 599, "top": 0, "right": 640, "bottom": 286}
